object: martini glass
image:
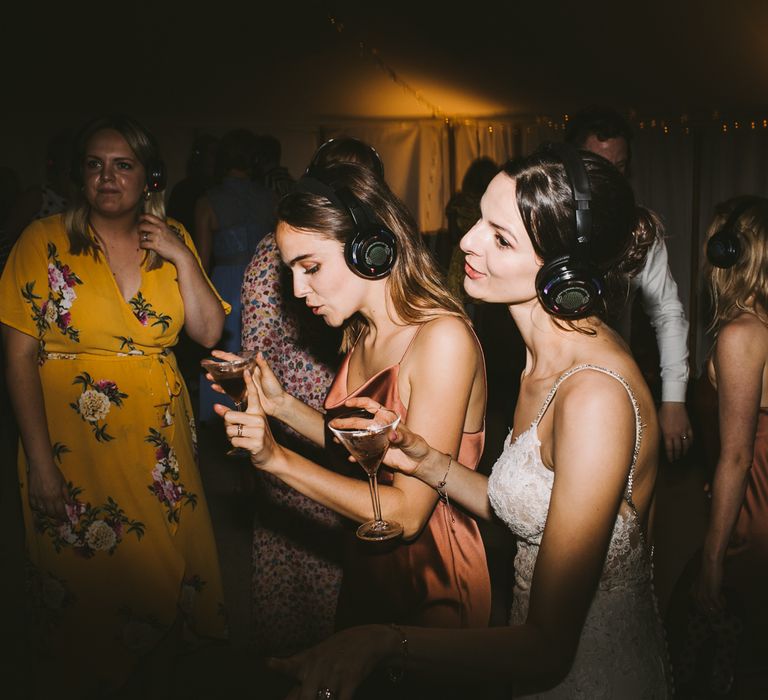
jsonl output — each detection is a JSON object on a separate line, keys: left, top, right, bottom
{"left": 200, "top": 351, "right": 257, "bottom": 456}
{"left": 328, "top": 406, "right": 403, "bottom": 541}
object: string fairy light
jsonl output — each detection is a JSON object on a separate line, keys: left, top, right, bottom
{"left": 326, "top": 14, "right": 768, "bottom": 133}
{"left": 528, "top": 110, "right": 768, "bottom": 137}
{"left": 326, "top": 14, "right": 447, "bottom": 119}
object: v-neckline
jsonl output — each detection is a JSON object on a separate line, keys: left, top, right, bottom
{"left": 89, "top": 227, "right": 146, "bottom": 305}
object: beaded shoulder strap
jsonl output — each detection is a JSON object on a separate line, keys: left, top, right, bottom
{"left": 533, "top": 363, "right": 644, "bottom": 508}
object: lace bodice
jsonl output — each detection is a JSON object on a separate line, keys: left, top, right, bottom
{"left": 487, "top": 364, "right": 671, "bottom": 698}
{"left": 489, "top": 430, "right": 648, "bottom": 591}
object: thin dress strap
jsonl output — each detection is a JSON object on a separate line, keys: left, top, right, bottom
{"left": 397, "top": 321, "right": 429, "bottom": 365}
{"left": 399, "top": 317, "right": 488, "bottom": 415}
{"left": 348, "top": 321, "right": 427, "bottom": 368}
{"left": 533, "top": 363, "right": 644, "bottom": 510}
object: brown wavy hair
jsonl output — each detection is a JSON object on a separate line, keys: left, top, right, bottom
{"left": 705, "top": 195, "right": 768, "bottom": 332}
{"left": 277, "top": 162, "right": 467, "bottom": 352}
{"left": 65, "top": 115, "right": 167, "bottom": 271}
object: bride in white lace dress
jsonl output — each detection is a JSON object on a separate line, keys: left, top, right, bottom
{"left": 265, "top": 144, "right": 673, "bottom": 699}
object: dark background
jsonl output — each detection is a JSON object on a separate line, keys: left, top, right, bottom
{"left": 3, "top": 0, "right": 767, "bottom": 172}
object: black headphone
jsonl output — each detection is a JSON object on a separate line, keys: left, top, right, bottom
{"left": 706, "top": 197, "right": 763, "bottom": 268}
{"left": 534, "top": 143, "right": 604, "bottom": 319}
{"left": 295, "top": 172, "right": 397, "bottom": 280}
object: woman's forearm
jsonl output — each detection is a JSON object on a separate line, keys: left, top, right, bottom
{"left": 272, "top": 392, "right": 327, "bottom": 447}
{"left": 2, "top": 329, "right": 56, "bottom": 471}
{"left": 412, "top": 448, "right": 494, "bottom": 521}
{"left": 174, "top": 253, "right": 225, "bottom": 348}
{"left": 703, "top": 454, "right": 752, "bottom": 563}
{"left": 266, "top": 444, "right": 407, "bottom": 524}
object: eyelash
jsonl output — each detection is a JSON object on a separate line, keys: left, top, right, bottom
{"left": 304, "top": 265, "right": 319, "bottom": 275}
{"left": 494, "top": 233, "right": 512, "bottom": 249}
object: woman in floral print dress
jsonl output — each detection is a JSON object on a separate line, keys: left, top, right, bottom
{"left": 241, "top": 231, "right": 343, "bottom": 655}
{"left": 0, "top": 115, "right": 228, "bottom": 696}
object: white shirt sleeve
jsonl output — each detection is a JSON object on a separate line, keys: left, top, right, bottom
{"left": 630, "top": 237, "right": 690, "bottom": 403}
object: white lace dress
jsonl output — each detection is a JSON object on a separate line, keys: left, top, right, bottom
{"left": 487, "top": 365, "right": 672, "bottom": 699}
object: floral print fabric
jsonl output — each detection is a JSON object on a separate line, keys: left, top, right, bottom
{"left": 0, "top": 215, "right": 228, "bottom": 694}
{"left": 241, "top": 232, "right": 344, "bottom": 655}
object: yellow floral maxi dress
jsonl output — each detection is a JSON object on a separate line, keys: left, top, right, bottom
{"left": 0, "top": 215, "right": 228, "bottom": 693}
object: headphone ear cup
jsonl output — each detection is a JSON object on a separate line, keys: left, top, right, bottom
{"left": 536, "top": 255, "right": 603, "bottom": 319}
{"left": 146, "top": 160, "right": 167, "bottom": 193}
{"left": 345, "top": 225, "right": 397, "bottom": 280}
{"left": 706, "top": 230, "right": 741, "bottom": 268}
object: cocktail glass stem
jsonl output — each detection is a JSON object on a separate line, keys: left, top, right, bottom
{"left": 368, "top": 473, "right": 383, "bottom": 524}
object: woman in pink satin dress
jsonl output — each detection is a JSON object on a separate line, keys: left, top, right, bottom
{"left": 214, "top": 160, "right": 491, "bottom": 638}
{"left": 693, "top": 195, "right": 768, "bottom": 694}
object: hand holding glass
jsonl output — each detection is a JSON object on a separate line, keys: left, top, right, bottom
{"left": 328, "top": 407, "right": 402, "bottom": 541}
{"left": 201, "top": 352, "right": 257, "bottom": 456}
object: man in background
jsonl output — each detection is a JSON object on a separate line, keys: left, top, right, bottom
{"left": 566, "top": 105, "right": 693, "bottom": 463}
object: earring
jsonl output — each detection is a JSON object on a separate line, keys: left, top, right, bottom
{"left": 143, "top": 190, "right": 151, "bottom": 201}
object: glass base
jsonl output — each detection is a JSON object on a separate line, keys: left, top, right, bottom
{"left": 356, "top": 519, "right": 403, "bottom": 542}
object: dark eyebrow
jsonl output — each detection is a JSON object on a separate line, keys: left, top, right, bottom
{"left": 287, "top": 253, "right": 313, "bottom": 266}
{"left": 490, "top": 221, "right": 514, "bottom": 238}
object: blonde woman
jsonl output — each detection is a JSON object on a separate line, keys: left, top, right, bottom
{"left": 1, "top": 115, "right": 228, "bottom": 696}
{"left": 694, "top": 195, "right": 768, "bottom": 692}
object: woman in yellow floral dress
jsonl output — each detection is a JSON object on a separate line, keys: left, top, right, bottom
{"left": 0, "top": 115, "right": 228, "bottom": 696}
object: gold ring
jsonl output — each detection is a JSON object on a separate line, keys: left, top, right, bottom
{"left": 236, "top": 424, "right": 243, "bottom": 438}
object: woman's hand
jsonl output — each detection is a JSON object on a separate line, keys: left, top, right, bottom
{"left": 213, "top": 368, "right": 282, "bottom": 470}
{"left": 267, "top": 625, "right": 393, "bottom": 700}
{"left": 206, "top": 350, "right": 288, "bottom": 418}
{"left": 138, "top": 213, "right": 191, "bottom": 265}
{"left": 27, "top": 460, "right": 69, "bottom": 520}
{"left": 337, "top": 397, "right": 440, "bottom": 481}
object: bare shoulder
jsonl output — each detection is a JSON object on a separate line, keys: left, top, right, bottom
{"left": 550, "top": 366, "right": 654, "bottom": 475}
{"left": 409, "top": 315, "right": 480, "bottom": 364}
{"left": 555, "top": 368, "right": 637, "bottom": 420}
{"left": 717, "top": 312, "right": 768, "bottom": 351}
{"left": 713, "top": 313, "right": 768, "bottom": 381}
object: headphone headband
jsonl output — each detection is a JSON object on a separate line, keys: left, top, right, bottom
{"left": 306, "top": 138, "right": 385, "bottom": 179}
{"left": 534, "top": 143, "right": 602, "bottom": 319}
{"left": 542, "top": 142, "right": 593, "bottom": 245}
{"left": 294, "top": 175, "right": 345, "bottom": 209}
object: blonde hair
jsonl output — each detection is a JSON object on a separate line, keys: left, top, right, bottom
{"left": 66, "top": 115, "right": 166, "bottom": 271}
{"left": 278, "top": 162, "right": 467, "bottom": 352}
{"left": 705, "top": 196, "right": 768, "bottom": 332}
